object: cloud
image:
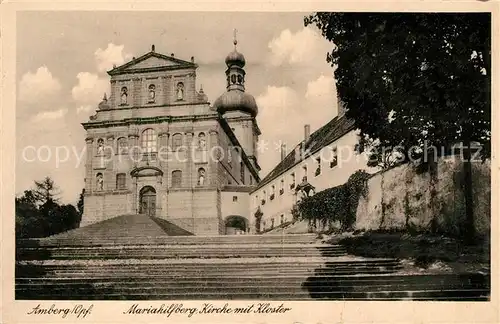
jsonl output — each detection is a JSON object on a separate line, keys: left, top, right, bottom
{"left": 256, "top": 86, "right": 302, "bottom": 174}
{"left": 305, "top": 74, "right": 336, "bottom": 100}
{"left": 71, "top": 72, "right": 110, "bottom": 106}
{"left": 255, "top": 76, "right": 338, "bottom": 177}
{"left": 268, "top": 27, "right": 330, "bottom": 66}
{"left": 18, "top": 66, "right": 62, "bottom": 104}
{"left": 32, "top": 108, "right": 68, "bottom": 123}
{"left": 76, "top": 105, "right": 93, "bottom": 114}
{"left": 95, "top": 43, "right": 134, "bottom": 73}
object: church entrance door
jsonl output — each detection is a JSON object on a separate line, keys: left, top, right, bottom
{"left": 140, "top": 186, "right": 156, "bottom": 217}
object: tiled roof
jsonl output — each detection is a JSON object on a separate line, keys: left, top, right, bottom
{"left": 253, "top": 115, "right": 356, "bottom": 191}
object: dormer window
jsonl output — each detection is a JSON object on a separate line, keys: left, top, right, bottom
{"left": 315, "top": 157, "right": 321, "bottom": 176}
{"left": 176, "top": 82, "right": 184, "bottom": 100}
{"left": 148, "top": 84, "right": 156, "bottom": 103}
{"left": 120, "top": 87, "right": 128, "bottom": 105}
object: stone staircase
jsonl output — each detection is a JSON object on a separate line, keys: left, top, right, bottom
{"left": 15, "top": 215, "right": 490, "bottom": 300}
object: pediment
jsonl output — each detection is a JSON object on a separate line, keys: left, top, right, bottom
{"left": 125, "top": 56, "right": 179, "bottom": 70}
{"left": 109, "top": 52, "right": 196, "bottom": 75}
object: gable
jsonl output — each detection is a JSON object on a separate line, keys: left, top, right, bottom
{"left": 108, "top": 52, "right": 196, "bottom": 75}
{"left": 124, "top": 56, "right": 179, "bottom": 70}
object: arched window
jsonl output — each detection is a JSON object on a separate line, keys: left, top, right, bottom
{"left": 117, "top": 137, "right": 128, "bottom": 154}
{"left": 96, "top": 173, "right": 103, "bottom": 191}
{"left": 197, "top": 168, "right": 206, "bottom": 186}
{"left": 141, "top": 128, "right": 157, "bottom": 153}
{"left": 172, "top": 133, "right": 183, "bottom": 151}
{"left": 198, "top": 132, "right": 206, "bottom": 150}
{"left": 120, "top": 87, "right": 128, "bottom": 105}
{"left": 148, "top": 84, "right": 156, "bottom": 103}
{"left": 116, "top": 173, "right": 126, "bottom": 190}
{"left": 176, "top": 82, "right": 184, "bottom": 100}
{"left": 171, "top": 170, "right": 182, "bottom": 187}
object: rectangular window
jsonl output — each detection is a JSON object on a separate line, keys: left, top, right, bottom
{"left": 280, "top": 214, "right": 284, "bottom": 224}
{"left": 172, "top": 133, "right": 183, "bottom": 151}
{"left": 233, "top": 196, "right": 238, "bottom": 202}
{"left": 116, "top": 173, "right": 126, "bottom": 190}
{"left": 290, "top": 173, "right": 295, "bottom": 189}
{"left": 302, "top": 165, "right": 308, "bottom": 182}
{"left": 330, "top": 146, "right": 338, "bottom": 168}
{"left": 171, "top": 170, "right": 182, "bottom": 187}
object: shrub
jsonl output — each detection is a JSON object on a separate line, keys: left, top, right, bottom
{"left": 296, "top": 170, "right": 370, "bottom": 231}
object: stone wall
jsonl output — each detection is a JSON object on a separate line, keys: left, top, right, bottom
{"left": 165, "top": 189, "right": 220, "bottom": 235}
{"left": 355, "top": 157, "right": 491, "bottom": 236}
{"left": 81, "top": 192, "right": 133, "bottom": 227}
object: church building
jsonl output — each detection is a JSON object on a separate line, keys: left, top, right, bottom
{"left": 81, "top": 41, "right": 261, "bottom": 235}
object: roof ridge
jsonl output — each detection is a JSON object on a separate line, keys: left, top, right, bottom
{"left": 253, "top": 115, "right": 355, "bottom": 191}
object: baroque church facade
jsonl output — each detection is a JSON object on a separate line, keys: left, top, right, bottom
{"left": 81, "top": 42, "right": 262, "bottom": 235}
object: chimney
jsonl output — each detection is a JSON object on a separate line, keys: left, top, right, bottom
{"left": 151, "top": 44, "right": 155, "bottom": 52}
{"left": 304, "top": 124, "right": 311, "bottom": 142}
{"left": 191, "top": 56, "right": 195, "bottom": 63}
{"left": 171, "top": 53, "right": 175, "bottom": 57}
{"left": 280, "top": 143, "right": 287, "bottom": 161}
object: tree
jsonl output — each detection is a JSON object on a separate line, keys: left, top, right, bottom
{"left": 33, "top": 177, "right": 60, "bottom": 204}
{"left": 15, "top": 178, "right": 81, "bottom": 238}
{"left": 305, "top": 13, "right": 490, "bottom": 239}
{"left": 77, "top": 189, "right": 85, "bottom": 217}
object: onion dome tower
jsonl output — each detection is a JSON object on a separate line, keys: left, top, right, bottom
{"left": 213, "top": 32, "right": 258, "bottom": 117}
{"left": 213, "top": 30, "right": 261, "bottom": 173}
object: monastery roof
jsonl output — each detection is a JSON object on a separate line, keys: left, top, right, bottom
{"left": 253, "top": 115, "right": 356, "bottom": 191}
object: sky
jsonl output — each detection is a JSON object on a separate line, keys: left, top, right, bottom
{"left": 16, "top": 11, "right": 339, "bottom": 204}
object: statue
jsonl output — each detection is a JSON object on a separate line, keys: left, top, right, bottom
{"left": 120, "top": 87, "right": 128, "bottom": 105}
{"left": 198, "top": 133, "right": 206, "bottom": 150}
{"left": 176, "top": 82, "right": 184, "bottom": 100}
{"left": 148, "top": 85, "right": 155, "bottom": 102}
{"left": 198, "top": 168, "right": 206, "bottom": 186}
{"left": 96, "top": 174, "right": 103, "bottom": 191}
{"left": 97, "top": 139, "right": 104, "bottom": 155}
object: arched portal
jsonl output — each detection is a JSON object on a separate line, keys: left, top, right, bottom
{"left": 224, "top": 215, "right": 249, "bottom": 235}
{"left": 139, "top": 186, "right": 156, "bottom": 217}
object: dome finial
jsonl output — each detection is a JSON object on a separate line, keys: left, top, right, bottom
{"left": 233, "top": 28, "right": 238, "bottom": 48}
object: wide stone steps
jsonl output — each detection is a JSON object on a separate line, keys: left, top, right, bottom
{"left": 20, "top": 234, "right": 318, "bottom": 247}
{"left": 17, "top": 273, "right": 487, "bottom": 287}
{"left": 18, "top": 245, "right": 345, "bottom": 260}
{"left": 15, "top": 220, "right": 490, "bottom": 301}
{"left": 16, "top": 287, "right": 489, "bottom": 301}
